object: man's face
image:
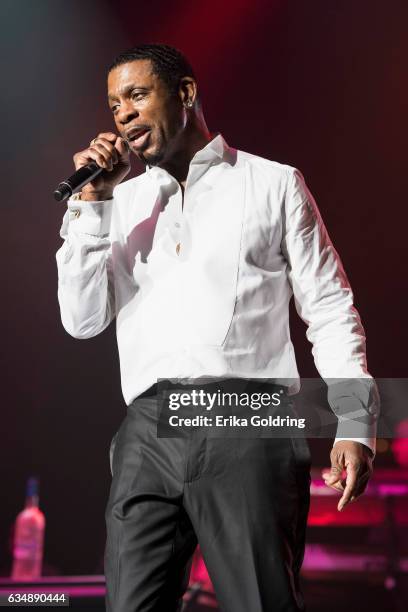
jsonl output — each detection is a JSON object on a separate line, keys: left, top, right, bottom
{"left": 107, "top": 59, "right": 187, "bottom": 166}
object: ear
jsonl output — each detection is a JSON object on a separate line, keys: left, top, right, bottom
{"left": 178, "top": 76, "right": 197, "bottom": 108}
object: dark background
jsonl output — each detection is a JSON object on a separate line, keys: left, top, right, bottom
{"left": 0, "top": 0, "right": 407, "bottom": 576}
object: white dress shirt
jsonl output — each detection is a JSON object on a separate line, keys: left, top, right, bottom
{"left": 56, "top": 134, "right": 378, "bottom": 454}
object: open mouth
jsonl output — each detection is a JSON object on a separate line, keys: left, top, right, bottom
{"left": 127, "top": 128, "right": 151, "bottom": 148}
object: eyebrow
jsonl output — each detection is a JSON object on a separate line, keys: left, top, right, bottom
{"left": 108, "top": 85, "right": 150, "bottom": 102}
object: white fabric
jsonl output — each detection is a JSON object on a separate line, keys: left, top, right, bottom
{"left": 56, "top": 134, "right": 377, "bottom": 454}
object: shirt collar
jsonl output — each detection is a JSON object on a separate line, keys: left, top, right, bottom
{"left": 191, "top": 132, "right": 228, "bottom": 164}
{"left": 146, "top": 132, "right": 230, "bottom": 182}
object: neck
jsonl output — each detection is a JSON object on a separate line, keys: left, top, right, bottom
{"left": 158, "top": 119, "right": 212, "bottom": 184}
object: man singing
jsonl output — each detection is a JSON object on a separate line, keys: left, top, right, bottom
{"left": 56, "top": 44, "right": 378, "bottom": 612}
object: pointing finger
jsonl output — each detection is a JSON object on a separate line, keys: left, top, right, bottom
{"left": 338, "top": 461, "right": 359, "bottom": 511}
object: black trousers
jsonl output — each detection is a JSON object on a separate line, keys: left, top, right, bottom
{"left": 104, "top": 395, "right": 311, "bottom": 612}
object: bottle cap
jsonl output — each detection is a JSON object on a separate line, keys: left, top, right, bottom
{"left": 26, "top": 477, "right": 39, "bottom": 498}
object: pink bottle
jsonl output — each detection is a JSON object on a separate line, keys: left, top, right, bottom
{"left": 11, "top": 477, "right": 45, "bottom": 580}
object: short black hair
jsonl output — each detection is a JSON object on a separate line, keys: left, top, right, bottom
{"left": 108, "top": 43, "right": 198, "bottom": 99}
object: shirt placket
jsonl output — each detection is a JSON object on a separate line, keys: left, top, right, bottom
{"left": 167, "top": 183, "right": 188, "bottom": 257}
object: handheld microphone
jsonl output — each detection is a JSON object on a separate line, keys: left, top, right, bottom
{"left": 53, "top": 162, "right": 103, "bottom": 202}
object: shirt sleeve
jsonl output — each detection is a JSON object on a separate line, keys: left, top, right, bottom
{"left": 281, "top": 168, "right": 379, "bottom": 456}
{"left": 55, "top": 197, "right": 115, "bottom": 339}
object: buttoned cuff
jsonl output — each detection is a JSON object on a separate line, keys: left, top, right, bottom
{"left": 333, "top": 437, "right": 376, "bottom": 458}
{"left": 66, "top": 198, "right": 113, "bottom": 236}
{"left": 327, "top": 378, "right": 380, "bottom": 459}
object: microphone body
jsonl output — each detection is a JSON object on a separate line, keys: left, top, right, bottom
{"left": 54, "top": 162, "right": 103, "bottom": 202}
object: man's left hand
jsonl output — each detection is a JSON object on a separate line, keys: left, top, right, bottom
{"left": 322, "top": 441, "right": 374, "bottom": 511}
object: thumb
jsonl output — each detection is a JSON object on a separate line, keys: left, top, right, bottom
{"left": 115, "top": 136, "right": 131, "bottom": 162}
{"left": 323, "top": 458, "right": 344, "bottom": 484}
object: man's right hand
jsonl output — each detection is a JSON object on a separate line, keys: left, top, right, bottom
{"left": 73, "top": 132, "right": 131, "bottom": 201}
